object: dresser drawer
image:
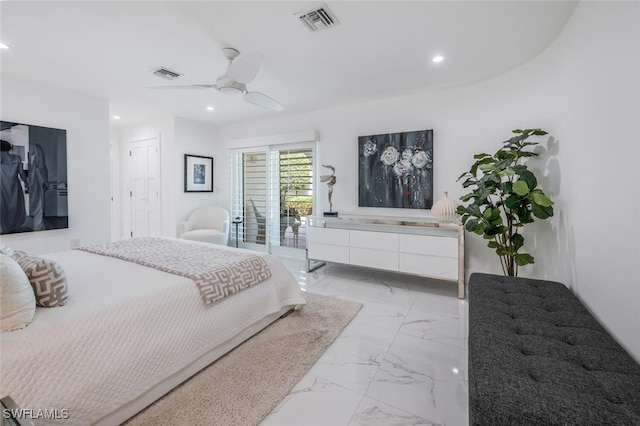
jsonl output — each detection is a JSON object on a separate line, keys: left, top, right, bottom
{"left": 349, "top": 230, "right": 398, "bottom": 249}
{"left": 350, "top": 247, "right": 398, "bottom": 271}
{"left": 307, "top": 227, "right": 349, "bottom": 246}
{"left": 399, "top": 253, "right": 458, "bottom": 280}
{"left": 308, "top": 243, "right": 349, "bottom": 264}
{"left": 399, "top": 234, "right": 458, "bottom": 258}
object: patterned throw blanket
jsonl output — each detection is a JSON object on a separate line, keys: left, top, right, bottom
{"left": 77, "top": 237, "right": 271, "bottom": 304}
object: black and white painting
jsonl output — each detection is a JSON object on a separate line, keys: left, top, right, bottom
{"left": 0, "top": 121, "right": 68, "bottom": 235}
{"left": 358, "top": 129, "right": 433, "bottom": 209}
{"left": 184, "top": 154, "right": 213, "bottom": 192}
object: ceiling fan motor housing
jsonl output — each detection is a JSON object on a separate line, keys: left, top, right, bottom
{"left": 216, "top": 76, "right": 246, "bottom": 94}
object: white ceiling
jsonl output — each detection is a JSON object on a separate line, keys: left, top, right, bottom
{"left": 0, "top": 1, "right": 578, "bottom": 128}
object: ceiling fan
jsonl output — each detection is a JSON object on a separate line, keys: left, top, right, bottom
{"left": 149, "top": 47, "right": 284, "bottom": 111}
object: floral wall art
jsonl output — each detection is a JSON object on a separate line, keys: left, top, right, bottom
{"left": 358, "top": 129, "right": 433, "bottom": 209}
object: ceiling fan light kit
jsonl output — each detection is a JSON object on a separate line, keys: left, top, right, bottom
{"left": 148, "top": 47, "right": 284, "bottom": 111}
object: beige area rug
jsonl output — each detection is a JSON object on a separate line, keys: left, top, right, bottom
{"left": 124, "top": 292, "right": 362, "bottom": 426}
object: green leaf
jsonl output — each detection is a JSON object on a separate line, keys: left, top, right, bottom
{"left": 465, "top": 219, "right": 479, "bottom": 233}
{"left": 512, "top": 180, "right": 530, "bottom": 196}
{"left": 516, "top": 206, "right": 533, "bottom": 224}
{"left": 499, "top": 168, "right": 515, "bottom": 178}
{"left": 459, "top": 193, "right": 474, "bottom": 202}
{"left": 473, "top": 153, "right": 491, "bottom": 159}
{"left": 511, "top": 233, "right": 524, "bottom": 252}
{"left": 532, "top": 203, "right": 554, "bottom": 219}
{"left": 519, "top": 170, "right": 538, "bottom": 190}
{"left": 487, "top": 241, "right": 499, "bottom": 249}
{"left": 478, "top": 163, "right": 496, "bottom": 173}
{"left": 532, "top": 191, "right": 553, "bottom": 207}
{"left": 504, "top": 194, "right": 521, "bottom": 210}
{"left": 514, "top": 253, "right": 535, "bottom": 266}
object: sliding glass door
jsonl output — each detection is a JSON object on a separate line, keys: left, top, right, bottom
{"left": 231, "top": 142, "right": 315, "bottom": 257}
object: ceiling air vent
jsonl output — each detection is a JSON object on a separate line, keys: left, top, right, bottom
{"left": 295, "top": 4, "right": 339, "bottom": 32}
{"left": 152, "top": 67, "right": 182, "bottom": 81}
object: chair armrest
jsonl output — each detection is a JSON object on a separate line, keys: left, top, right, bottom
{"left": 182, "top": 221, "right": 193, "bottom": 233}
{"left": 221, "top": 220, "right": 229, "bottom": 235}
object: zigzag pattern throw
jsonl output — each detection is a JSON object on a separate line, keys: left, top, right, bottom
{"left": 78, "top": 238, "right": 272, "bottom": 305}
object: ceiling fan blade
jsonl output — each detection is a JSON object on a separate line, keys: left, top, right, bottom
{"left": 146, "top": 84, "right": 216, "bottom": 90}
{"left": 243, "top": 91, "right": 284, "bottom": 111}
{"left": 226, "top": 52, "right": 263, "bottom": 84}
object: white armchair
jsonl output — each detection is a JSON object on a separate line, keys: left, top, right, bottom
{"left": 180, "top": 206, "right": 230, "bottom": 246}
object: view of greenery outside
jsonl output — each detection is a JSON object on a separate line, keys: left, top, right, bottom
{"left": 280, "top": 150, "right": 313, "bottom": 219}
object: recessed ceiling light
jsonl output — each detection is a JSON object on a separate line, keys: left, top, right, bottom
{"left": 0, "top": 42, "right": 10, "bottom": 50}
{"left": 432, "top": 55, "right": 444, "bottom": 63}
{"left": 112, "top": 115, "right": 121, "bottom": 120}
{"left": 206, "top": 106, "right": 214, "bottom": 111}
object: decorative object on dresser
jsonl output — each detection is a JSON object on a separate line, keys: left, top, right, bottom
{"left": 457, "top": 128, "right": 554, "bottom": 276}
{"left": 306, "top": 215, "right": 465, "bottom": 298}
{"left": 358, "top": 129, "right": 433, "bottom": 209}
{"left": 320, "top": 164, "right": 338, "bottom": 217}
{"left": 184, "top": 154, "right": 213, "bottom": 192}
{"left": 431, "top": 191, "right": 459, "bottom": 222}
{"left": 468, "top": 273, "right": 640, "bottom": 426}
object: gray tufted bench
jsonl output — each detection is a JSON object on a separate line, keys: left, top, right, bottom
{"left": 468, "top": 273, "right": 640, "bottom": 426}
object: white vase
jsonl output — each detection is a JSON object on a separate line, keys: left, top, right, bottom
{"left": 431, "top": 192, "right": 459, "bottom": 222}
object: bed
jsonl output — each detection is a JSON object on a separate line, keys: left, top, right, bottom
{"left": 0, "top": 237, "right": 306, "bottom": 425}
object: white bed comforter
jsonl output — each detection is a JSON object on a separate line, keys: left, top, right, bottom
{"left": 0, "top": 244, "right": 306, "bottom": 425}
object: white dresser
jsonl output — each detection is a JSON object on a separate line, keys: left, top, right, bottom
{"left": 306, "top": 215, "right": 465, "bottom": 298}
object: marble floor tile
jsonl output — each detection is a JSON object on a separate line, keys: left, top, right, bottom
{"left": 365, "top": 359, "right": 467, "bottom": 425}
{"left": 399, "top": 310, "right": 467, "bottom": 349}
{"left": 309, "top": 322, "right": 397, "bottom": 394}
{"left": 261, "top": 374, "right": 363, "bottom": 426}
{"left": 261, "top": 258, "right": 470, "bottom": 426}
{"left": 411, "top": 291, "right": 467, "bottom": 318}
{"left": 383, "top": 333, "right": 468, "bottom": 381}
{"left": 349, "top": 396, "right": 439, "bottom": 426}
{"left": 339, "top": 279, "right": 418, "bottom": 310}
{"left": 349, "top": 300, "right": 409, "bottom": 333}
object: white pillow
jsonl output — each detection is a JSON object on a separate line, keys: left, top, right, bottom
{"left": 0, "top": 254, "right": 36, "bottom": 332}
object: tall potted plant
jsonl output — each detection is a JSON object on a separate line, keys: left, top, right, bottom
{"left": 456, "top": 129, "right": 554, "bottom": 276}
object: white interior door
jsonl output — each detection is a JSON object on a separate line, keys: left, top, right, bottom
{"left": 130, "top": 138, "right": 161, "bottom": 238}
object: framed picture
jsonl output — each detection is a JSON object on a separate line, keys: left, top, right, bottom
{"left": 184, "top": 154, "right": 213, "bottom": 192}
{"left": 1, "top": 120, "right": 68, "bottom": 235}
{"left": 358, "top": 129, "right": 433, "bottom": 209}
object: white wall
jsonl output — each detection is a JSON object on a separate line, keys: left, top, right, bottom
{"left": 215, "top": 2, "right": 640, "bottom": 360}
{"left": 174, "top": 117, "right": 222, "bottom": 235}
{"left": 115, "top": 117, "right": 220, "bottom": 238}
{"left": 0, "top": 75, "right": 111, "bottom": 253}
{"left": 118, "top": 116, "right": 175, "bottom": 238}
